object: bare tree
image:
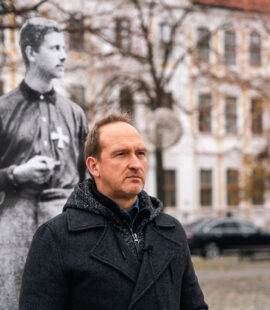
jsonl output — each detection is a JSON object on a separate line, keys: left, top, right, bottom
{"left": 67, "top": 0, "right": 196, "bottom": 204}
{"left": 0, "top": 0, "right": 49, "bottom": 70}
{"left": 49, "top": 0, "right": 270, "bottom": 205}
{"left": 0, "top": 0, "right": 48, "bottom": 29}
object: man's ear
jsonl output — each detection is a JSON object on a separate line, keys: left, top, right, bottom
{"left": 86, "top": 157, "right": 100, "bottom": 177}
{"left": 25, "top": 45, "right": 37, "bottom": 64}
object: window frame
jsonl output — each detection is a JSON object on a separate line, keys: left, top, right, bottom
{"left": 224, "top": 30, "right": 236, "bottom": 65}
{"left": 251, "top": 167, "right": 264, "bottom": 205}
{"left": 119, "top": 86, "right": 134, "bottom": 117}
{"left": 225, "top": 96, "right": 237, "bottom": 134}
{"left": 115, "top": 17, "right": 131, "bottom": 51}
{"left": 198, "top": 94, "right": 212, "bottom": 133}
{"left": 196, "top": 27, "right": 211, "bottom": 62}
{"left": 250, "top": 98, "right": 263, "bottom": 134}
{"left": 249, "top": 31, "right": 261, "bottom": 67}
{"left": 0, "top": 80, "right": 3, "bottom": 96}
{"left": 200, "top": 169, "right": 212, "bottom": 207}
{"left": 226, "top": 169, "right": 239, "bottom": 207}
{"left": 164, "top": 169, "right": 177, "bottom": 207}
{"left": 159, "top": 22, "right": 172, "bottom": 45}
{"left": 0, "top": 28, "right": 4, "bottom": 45}
{"left": 68, "top": 15, "right": 85, "bottom": 51}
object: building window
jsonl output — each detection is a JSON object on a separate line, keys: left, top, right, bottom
{"left": 224, "top": 30, "right": 236, "bottom": 65}
{"left": 120, "top": 86, "right": 134, "bottom": 117}
{"left": 69, "top": 16, "right": 84, "bottom": 51}
{"left": 200, "top": 169, "right": 212, "bottom": 206}
{"left": 251, "top": 99, "right": 263, "bottom": 134}
{"left": 159, "top": 23, "right": 172, "bottom": 58}
{"left": 249, "top": 32, "right": 261, "bottom": 66}
{"left": 0, "top": 29, "right": 4, "bottom": 45}
{"left": 159, "top": 23, "right": 172, "bottom": 46}
{"left": 0, "top": 80, "right": 3, "bottom": 96}
{"left": 161, "top": 91, "right": 173, "bottom": 109}
{"left": 198, "top": 94, "right": 211, "bottom": 133}
{"left": 226, "top": 169, "right": 239, "bottom": 206}
{"left": 70, "top": 85, "right": 86, "bottom": 109}
{"left": 115, "top": 18, "right": 131, "bottom": 51}
{"left": 225, "top": 96, "right": 237, "bottom": 134}
{"left": 164, "top": 170, "right": 176, "bottom": 207}
{"left": 197, "top": 27, "right": 210, "bottom": 62}
{"left": 251, "top": 167, "right": 264, "bottom": 205}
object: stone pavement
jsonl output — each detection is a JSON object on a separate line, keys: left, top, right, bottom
{"left": 192, "top": 256, "right": 270, "bottom": 310}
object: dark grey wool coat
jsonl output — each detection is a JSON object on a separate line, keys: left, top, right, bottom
{"left": 19, "top": 179, "right": 208, "bottom": 310}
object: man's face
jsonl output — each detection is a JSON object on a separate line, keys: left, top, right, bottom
{"left": 32, "top": 31, "right": 66, "bottom": 79}
{"left": 91, "top": 122, "right": 148, "bottom": 202}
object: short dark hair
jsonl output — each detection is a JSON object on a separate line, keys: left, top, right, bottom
{"left": 84, "top": 113, "right": 134, "bottom": 160}
{"left": 19, "top": 17, "right": 62, "bottom": 67}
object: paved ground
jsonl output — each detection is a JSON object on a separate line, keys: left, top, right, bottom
{"left": 192, "top": 255, "right": 270, "bottom": 310}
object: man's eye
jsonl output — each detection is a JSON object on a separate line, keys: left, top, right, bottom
{"left": 138, "top": 152, "right": 146, "bottom": 156}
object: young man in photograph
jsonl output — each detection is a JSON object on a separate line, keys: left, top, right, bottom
{"left": 0, "top": 17, "right": 88, "bottom": 309}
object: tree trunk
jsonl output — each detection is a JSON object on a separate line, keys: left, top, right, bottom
{"left": 155, "top": 148, "right": 165, "bottom": 206}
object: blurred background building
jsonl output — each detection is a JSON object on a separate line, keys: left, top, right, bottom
{"left": 1, "top": 0, "right": 270, "bottom": 227}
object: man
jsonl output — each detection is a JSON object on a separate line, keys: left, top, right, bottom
{"left": 0, "top": 18, "right": 88, "bottom": 309}
{"left": 19, "top": 113, "right": 208, "bottom": 310}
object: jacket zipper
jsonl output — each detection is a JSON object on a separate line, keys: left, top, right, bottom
{"left": 129, "top": 228, "right": 140, "bottom": 258}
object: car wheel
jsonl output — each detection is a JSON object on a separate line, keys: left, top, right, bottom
{"left": 203, "top": 242, "right": 220, "bottom": 259}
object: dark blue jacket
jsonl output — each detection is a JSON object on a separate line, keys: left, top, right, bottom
{"left": 19, "top": 180, "right": 208, "bottom": 310}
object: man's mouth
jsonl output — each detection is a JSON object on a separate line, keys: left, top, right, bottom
{"left": 126, "top": 176, "right": 142, "bottom": 180}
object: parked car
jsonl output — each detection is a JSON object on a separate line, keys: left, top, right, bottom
{"left": 184, "top": 217, "right": 270, "bottom": 259}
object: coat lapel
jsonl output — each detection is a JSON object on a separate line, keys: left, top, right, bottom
{"left": 128, "top": 218, "right": 180, "bottom": 309}
{"left": 67, "top": 208, "right": 139, "bottom": 283}
{"left": 90, "top": 223, "right": 139, "bottom": 283}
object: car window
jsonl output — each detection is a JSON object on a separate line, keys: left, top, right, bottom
{"left": 185, "top": 219, "right": 213, "bottom": 232}
{"left": 208, "top": 222, "right": 240, "bottom": 234}
{"left": 238, "top": 222, "right": 258, "bottom": 233}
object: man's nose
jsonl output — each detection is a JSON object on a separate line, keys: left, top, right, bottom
{"left": 128, "top": 154, "right": 141, "bottom": 169}
{"left": 60, "top": 48, "right": 67, "bottom": 62}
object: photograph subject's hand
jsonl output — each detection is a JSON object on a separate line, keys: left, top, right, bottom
{"left": 13, "top": 155, "right": 59, "bottom": 185}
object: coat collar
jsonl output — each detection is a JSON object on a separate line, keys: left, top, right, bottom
{"left": 66, "top": 206, "right": 176, "bottom": 231}
{"left": 67, "top": 208, "right": 105, "bottom": 231}
{"left": 20, "top": 80, "right": 56, "bottom": 104}
{"left": 64, "top": 179, "right": 164, "bottom": 225}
